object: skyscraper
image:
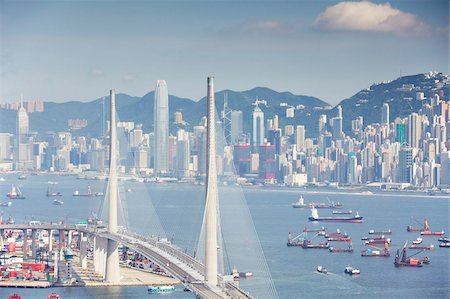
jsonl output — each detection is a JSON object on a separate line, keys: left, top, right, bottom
{"left": 408, "top": 113, "right": 421, "bottom": 148}
{"left": 153, "top": 80, "right": 169, "bottom": 174}
{"left": 296, "top": 125, "right": 305, "bottom": 151}
{"left": 252, "top": 105, "right": 265, "bottom": 149}
{"left": 16, "top": 97, "right": 31, "bottom": 168}
{"left": 230, "top": 110, "right": 243, "bottom": 144}
{"left": 381, "top": 103, "right": 390, "bottom": 125}
{"left": 399, "top": 147, "right": 413, "bottom": 183}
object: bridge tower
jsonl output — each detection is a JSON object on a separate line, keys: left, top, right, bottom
{"left": 205, "top": 76, "right": 219, "bottom": 287}
{"left": 105, "top": 89, "right": 120, "bottom": 283}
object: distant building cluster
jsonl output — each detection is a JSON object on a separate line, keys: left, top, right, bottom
{"left": 0, "top": 75, "right": 449, "bottom": 190}
{"left": 68, "top": 119, "right": 88, "bottom": 130}
{"left": 0, "top": 99, "right": 44, "bottom": 113}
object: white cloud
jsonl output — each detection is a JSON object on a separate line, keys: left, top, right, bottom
{"left": 315, "top": 1, "right": 431, "bottom": 35}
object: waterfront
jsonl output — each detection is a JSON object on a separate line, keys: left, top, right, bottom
{"left": 0, "top": 173, "right": 449, "bottom": 298}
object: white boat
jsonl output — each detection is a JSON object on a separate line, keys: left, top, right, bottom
{"left": 412, "top": 237, "right": 423, "bottom": 245}
{"left": 344, "top": 265, "right": 360, "bottom": 275}
{"left": 53, "top": 199, "right": 64, "bottom": 205}
{"left": 361, "top": 191, "right": 373, "bottom": 195}
{"left": 292, "top": 196, "right": 307, "bottom": 208}
{"left": 148, "top": 285, "right": 175, "bottom": 293}
{"left": 0, "top": 201, "right": 12, "bottom": 207}
{"left": 0, "top": 177, "right": 5, "bottom": 181}
{"left": 317, "top": 266, "right": 328, "bottom": 274}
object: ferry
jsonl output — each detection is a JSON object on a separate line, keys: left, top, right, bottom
{"left": 6, "top": 185, "right": 25, "bottom": 199}
{"left": 316, "top": 266, "right": 328, "bottom": 274}
{"left": 308, "top": 208, "right": 363, "bottom": 223}
{"left": 148, "top": 285, "right": 175, "bottom": 293}
{"left": 344, "top": 266, "right": 360, "bottom": 275}
{"left": 292, "top": 195, "right": 308, "bottom": 208}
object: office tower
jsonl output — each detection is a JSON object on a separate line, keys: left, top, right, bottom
{"left": 296, "top": 125, "right": 305, "bottom": 151}
{"left": 381, "top": 103, "right": 389, "bottom": 125}
{"left": 267, "top": 129, "right": 281, "bottom": 155}
{"left": 337, "top": 105, "right": 342, "bottom": 118}
{"left": 230, "top": 110, "right": 243, "bottom": 145}
{"left": 252, "top": 104, "right": 265, "bottom": 148}
{"left": 285, "top": 125, "right": 294, "bottom": 136}
{"left": 259, "top": 144, "right": 276, "bottom": 179}
{"left": 318, "top": 114, "right": 327, "bottom": 134}
{"left": 286, "top": 107, "right": 294, "bottom": 118}
{"left": 0, "top": 133, "right": 11, "bottom": 161}
{"left": 176, "top": 129, "right": 190, "bottom": 178}
{"left": 396, "top": 123, "right": 406, "bottom": 145}
{"left": 99, "top": 97, "right": 106, "bottom": 138}
{"left": 399, "top": 147, "right": 413, "bottom": 183}
{"left": 331, "top": 117, "right": 342, "bottom": 140}
{"left": 16, "top": 97, "right": 31, "bottom": 169}
{"left": 273, "top": 115, "right": 279, "bottom": 130}
{"left": 222, "top": 94, "right": 232, "bottom": 145}
{"left": 408, "top": 113, "right": 421, "bottom": 148}
{"left": 440, "top": 151, "right": 450, "bottom": 186}
{"left": 153, "top": 80, "right": 169, "bottom": 174}
{"left": 233, "top": 144, "right": 251, "bottom": 175}
{"left": 174, "top": 111, "right": 183, "bottom": 124}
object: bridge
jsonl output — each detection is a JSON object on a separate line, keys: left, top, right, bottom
{"left": 0, "top": 78, "right": 255, "bottom": 298}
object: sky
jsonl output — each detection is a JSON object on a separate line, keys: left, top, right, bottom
{"left": 0, "top": 0, "right": 448, "bottom": 105}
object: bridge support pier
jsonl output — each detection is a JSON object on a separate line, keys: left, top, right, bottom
{"left": 68, "top": 230, "right": 72, "bottom": 247}
{"left": 31, "top": 229, "right": 37, "bottom": 259}
{"left": 22, "top": 229, "right": 28, "bottom": 260}
{"left": 80, "top": 235, "right": 88, "bottom": 269}
{"left": 105, "top": 239, "right": 120, "bottom": 282}
{"left": 94, "top": 236, "right": 99, "bottom": 273}
{"left": 59, "top": 230, "right": 64, "bottom": 260}
{"left": 48, "top": 230, "right": 53, "bottom": 252}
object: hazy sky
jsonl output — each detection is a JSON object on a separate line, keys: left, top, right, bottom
{"left": 1, "top": 0, "right": 448, "bottom": 104}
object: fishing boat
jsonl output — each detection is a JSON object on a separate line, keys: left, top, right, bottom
{"left": 148, "top": 285, "right": 175, "bottom": 293}
{"left": 8, "top": 294, "right": 22, "bottom": 299}
{"left": 394, "top": 241, "right": 424, "bottom": 267}
{"left": 329, "top": 244, "right": 354, "bottom": 252}
{"left": 0, "top": 201, "right": 12, "bottom": 207}
{"left": 53, "top": 199, "right": 64, "bottom": 205}
{"left": 308, "top": 208, "right": 363, "bottom": 223}
{"left": 73, "top": 184, "right": 104, "bottom": 197}
{"left": 344, "top": 266, "right": 360, "bottom": 275}
{"left": 409, "top": 244, "right": 434, "bottom": 250}
{"left": 332, "top": 210, "right": 352, "bottom": 215}
{"left": 369, "top": 229, "right": 392, "bottom": 235}
{"left": 6, "top": 185, "right": 25, "bottom": 199}
{"left": 316, "top": 266, "right": 328, "bottom": 274}
{"left": 292, "top": 195, "right": 308, "bottom": 208}
{"left": 420, "top": 219, "right": 445, "bottom": 236}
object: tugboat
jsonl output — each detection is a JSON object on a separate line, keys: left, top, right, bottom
{"left": 420, "top": 219, "right": 445, "bottom": 236}
{"left": 6, "top": 185, "right": 25, "bottom": 199}
{"left": 308, "top": 208, "right": 363, "bottom": 223}
{"left": 344, "top": 265, "right": 360, "bottom": 275}
{"left": 292, "top": 195, "right": 308, "bottom": 208}
{"left": 394, "top": 241, "right": 424, "bottom": 267}
{"left": 316, "top": 266, "right": 328, "bottom": 274}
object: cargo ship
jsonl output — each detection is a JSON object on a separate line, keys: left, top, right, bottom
{"left": 409, "top": 244, "right": 434, "bottom": 250}
{"left": 420, "top": 219, "right": 445, "bottom": 236}
{"left": 308, "top": 208, "right": 363, "bottom": 223}
{"left": 6, "top": 185, "right": 25, "bottom": 199}
{"left": 394, "top": 241, "right": 424, "bottom": 267}
{"left": 369, "top": 229, "right": 392, "bottom": 235}
{"left": 329, "top": 244, "right": 353, "bottom": 252}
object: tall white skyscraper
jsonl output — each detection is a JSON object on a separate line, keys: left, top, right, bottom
{"left": 295, "top": 125, "right": 305, "bottom": 150}
{"left": 252, "top": 105, "right": 265, "bottom": 148}
{"left": 408, "top": 113, "right": 421, "bottom": 148}
{"left": 154, "top": 80, "right": 169, "bottom": 174}
{"left": 381, "top": 103, "right": 390, "bottom": 125}
{"left": 16, "top": 97, "right": 31, "bottom": 167}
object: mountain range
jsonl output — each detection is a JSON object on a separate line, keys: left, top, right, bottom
{"left": 0, "top": 72, "right": 447, "bottom": 139}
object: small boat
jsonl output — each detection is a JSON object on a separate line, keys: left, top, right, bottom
{"left": 439, "top": 242, "right": 450, "bottom": 248}
{"left": 409, "top": 244, "right": 434, "bottom": 250}
{"left": 126, "top": 188, "right": 132, "bottom": 192}
{"left": 438, "top": 237, "right": 449, "bottom": 243}
{"left": 6, "top": 184, "right": 25, "bottom": 199}
{"left": 47, "top": 181, "right": 58, "bottom": 185}
{"left": 0, "top": 201, "right": 12, "bottom": 207}
{"left": 369, "top": 229, "right": 392, "bottom": 235}
{"left": 148, "top": 285, "right": 175, "bottom": 293}
{"left": 18, "top": 175, "right": 27, "bottom": 180}
{"left": 309, "top": 208, "right": 363, "bottom": 223}
{"left": 316, "top": 266, "right": 328, "bottom": 274}
{"left": 412, "top": 237, "right": 423, "bottom": 245}
{"left": 8, "top": 294, "right": 22, "bottom": 299}
{"left": 360, "top": 191, "right": 373, "bottom": 195}
{"left": 332, "top": 210, "right": 352, "bottom": 215}
{"left": 292, "top": 195, "right": 308, "bottom": 208}
{"left": 329, "top": 244, "right": 354, "bottom": 252}
{"left": 73, "top": 184, "right": 103, "bottom": 197}
{"left": 46, "top": 187, "right": 62, "bottom": 197}
{"left": 47, "top": 293, "right": 61, "bottom": 299}
{"left": 53, "top": 199, "right": 64, "bottom": 205}
{"left": 344, "top": 266, "right": 360, "bottom": 275}
{"left": 0, "top": 177, "right": 5, "bottom": 181}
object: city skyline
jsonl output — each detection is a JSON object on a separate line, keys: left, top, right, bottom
{"left": 1, "top": 0, "right": 448, "bottom": 104}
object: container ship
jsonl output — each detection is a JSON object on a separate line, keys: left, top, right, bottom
{"left": 308, "top": 208, "right": 363, "bottom": 223}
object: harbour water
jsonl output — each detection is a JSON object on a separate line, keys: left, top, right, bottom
{"left": 0, "top": 173, "right": 448, "bottom": 299}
